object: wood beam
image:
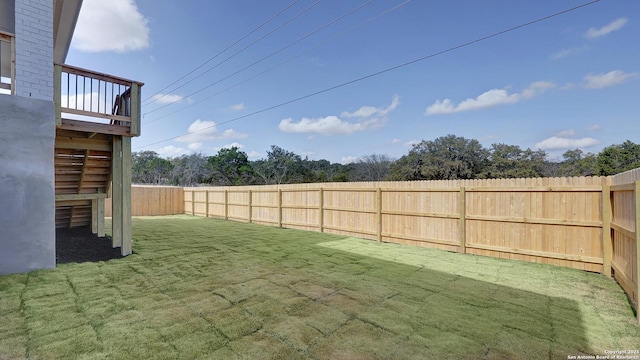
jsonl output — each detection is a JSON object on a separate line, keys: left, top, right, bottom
{"left": 59, "top": 118, "right": 130, "bottom": 136}
{"left": 56, "top": 193, "right": 107, "bottom": 201}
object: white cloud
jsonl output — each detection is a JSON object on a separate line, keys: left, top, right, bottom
{"left": 151, "top": 94, "right": 183, "bottom": 104}
{"left": 279, "top": 97, "right": 398, "bottom": 135}
{"left": 584, "top": 70, "right": 639, "bottom": 89}
{"left": 229, "top": 103, "right": 245, "bottom": 111}
{"left": 550, "top": 46, "right": 588, "bottom": 60}
{"left": 247, "top": 151, "right": 263, "bottom": 159}
{"left": 340, "top": 156, "right": 358, "bottom": 164}
{"left": 391, "top": 138, "right": 401, "bottom": 144}
{"left": 155, "top": 145, "right": 189, "bottom": 158}
{"left": 341, "top": 95, "right": 399, "bottom": 118}
{"left": 587, "top": 124, "right": 601, "bottom": 131}
{"left": 222, "top": 142, "right": 245, "bottom": 149}
{"left": 176, "top": 119, "right": 247, "bottom": 146}
{"left": 534, "top": 136, "right": 599, "bottom": 150}
{"left": 425, "top": 81, "right": 555, "bottom": 115}
{"left": 585, "top": 18, "right": 628, "bottom": 39}
{"left": 72, "top": 0, "right": 150, "bottom": 52}
{"left": 187, "top": 143, "right": 202, "bottom": 150}
{"left": 557, "top": 129, "right": 575, "bottom": 137}
{"left": 405, "top": 140, "right": 420, "bottom": 147}
{"left": 279, "top": 116, "right": 383, "bottom": 135}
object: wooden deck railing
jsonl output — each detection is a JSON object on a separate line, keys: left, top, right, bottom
{"left": 54, "top": 63, "right": 143, "bottom": 137}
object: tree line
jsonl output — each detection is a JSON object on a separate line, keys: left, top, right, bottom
{"left": 132, "top": 135, "right": 640, "bottom": 186}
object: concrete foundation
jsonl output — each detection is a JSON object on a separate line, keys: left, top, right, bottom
{"left": 0, "top": 95, "right": 55, "bottom": 275}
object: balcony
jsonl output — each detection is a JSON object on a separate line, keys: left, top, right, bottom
{"left": 54, "top": 63, "right": 143, "bottom": 137}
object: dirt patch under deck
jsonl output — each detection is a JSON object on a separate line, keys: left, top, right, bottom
{"left": 56, "top": 226, "right": 124, "bottom": 264}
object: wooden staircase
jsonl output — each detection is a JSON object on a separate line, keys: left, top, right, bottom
{"left": 54, "top": 129, "right": 113, "bottom": 228}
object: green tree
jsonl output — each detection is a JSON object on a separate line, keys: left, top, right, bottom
{"left": 351, "top": 154, "right": 395, "bottom": 181}
{"left": 559, "top": 149, "right": 597, "bottom": 176}
{"left": 207, "top": 147, "right": 254, "bottom": 185}
{"left": 484, "top": 144, "right": 546, "bottom": 178}
{"left": 253, "top": 146, "right": 303, "bottom": 184}
{"left": 391, "top": 135, "right": 489, "bottom": 180}
{"left": 170, "top": 153, "right": 209, "bottom": 186}
{"left": 597, "top": 140, "right": 640, "bottom": 175}
{"left": 132, "top": 151, "right": 173, "bottom": 184}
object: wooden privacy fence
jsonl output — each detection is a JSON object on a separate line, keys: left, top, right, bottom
{"left": 607, "top": 168, "right": 640, "bottom": 311}
{"left": 181, "top": 172, "right": 639, "bottom": 321}
{"left": 105, "top": 185, "right": 184, "bottom": 217}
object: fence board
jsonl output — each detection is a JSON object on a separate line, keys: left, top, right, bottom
{"left": 105, "top": 185, "right": 183, "bottom": 217}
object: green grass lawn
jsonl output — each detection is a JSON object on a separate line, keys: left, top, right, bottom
{"left": 1, "top": 215, "right": 638, "bottom": 359}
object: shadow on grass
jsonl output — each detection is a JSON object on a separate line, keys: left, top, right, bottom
{"left": 56, "top": 226, "right": 123, "bottom": 264}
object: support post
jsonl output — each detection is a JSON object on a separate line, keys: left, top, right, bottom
{"left": 129, "top": 82, "right": 141, "bottom": 136}
{"left": 224, "top": 190, "right": 229, "bottom": 220}
{"left": 91, "top": 199, "right": 98, "bottom": 234}
{"left": 278, "top": 189, "right": 283, "bottom": 228}
{"left": 111, "top": 136, "right": 132, "bottom": 255}
{"left": 318, "top": 188, "right": 324, "bottom": 233}
{"left": 376, "top": 188, "right": 382, "bottom": 242}
{"left": 459, "top": 187, "right": 466, "bottom": 254}
{"left": 248, "top": 190, "right": 252, "bottom": 223}
{"left": 602, "top": 184, "right": 612, "bottom": 277}
{"left": 635, "top": 181, "right": 640, "bottom": 324}
{"left": 97, "top": 197, "right": 105, "bottom": 237}
{"left": 121, "top": 137, "right": 132, "bottom": 256}
{"left": 112, "top": 137, "right": 123, "bottom": 248}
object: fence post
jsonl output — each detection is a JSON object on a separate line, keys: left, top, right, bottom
{"left": 224, "top": 190, "right": 228, "bottom": 220}
{"left": 635, "top": 181, "right": 640, "bottom": 324}
{"left": 376, "top": 188, "right": 382, "bottom": 242}
{"left": 205, "top": 189, "right": 209, "bottom": 218}
{"left": 248, "top": 189, "right": 252, "bottom": 223}
{"left": 191, "top": 190, "right": 195, "bottom": 215}
{"left": 602, "top": 184, "right": 612, "bottom": 277}
{"left": 459, "top": 187, "right": 466, "bottom": 254}
{"left": 278, "top": 189, "right": 283, "bottom": 228}
{"left": 318, "top": 188, "right": 324, "bottom": 233}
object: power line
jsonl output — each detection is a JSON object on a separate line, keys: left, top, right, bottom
{"left": 144, "top": 0, "right": 323, "bottom": 108}
{"left": 135, "top": 0, "right": 600, "bottom": 151}
{"left": 142, "top": 0, "right": 304, "bottom": 105}
{"left": 144, "top": 0, "right": 373, "bottom": 116}
{"left": 143, "top": 0, "right": 413, "bottom": 125}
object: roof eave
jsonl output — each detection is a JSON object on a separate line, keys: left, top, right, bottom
{"left": 53, "top": 0, "right": 83, "bottom": 64}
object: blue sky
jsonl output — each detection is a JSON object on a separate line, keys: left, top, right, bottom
{"left": 67, "top": 0, "right": 640, "bottom": 163}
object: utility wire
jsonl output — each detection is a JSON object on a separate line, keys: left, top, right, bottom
{"left": 144, "top": 0, "right": 323, "bottom": 108}
{"left": 144, "top": 0, "right": 413, "bottom": 125}
{"left": 135, "top": 0, "right": 600, "bottom": 151}
{"left": 144, "top": 0, "right": 373, "bottom": 116}
{"left": 143, "top": 0, "right": 303, "bottom": 105}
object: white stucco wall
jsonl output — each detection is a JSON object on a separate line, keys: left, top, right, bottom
{"left": 0, "top": 95, "right": 55, "bottom": 275}
{"left": 14, "top": 0, "right": 53, "bottom": 100}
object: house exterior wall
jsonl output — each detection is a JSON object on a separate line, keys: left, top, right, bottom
{"left": 14, "top": 0, "right": 53, "bottom": 100}
{"left": 0, "top": 0, "right": 56, "bottom": 274}
{"left": 0, "top": 95, "right": 55, "bottom": 275}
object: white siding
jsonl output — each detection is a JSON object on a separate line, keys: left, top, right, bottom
{"left": 14, "top": 0, "right": 53, "bottom": 100}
